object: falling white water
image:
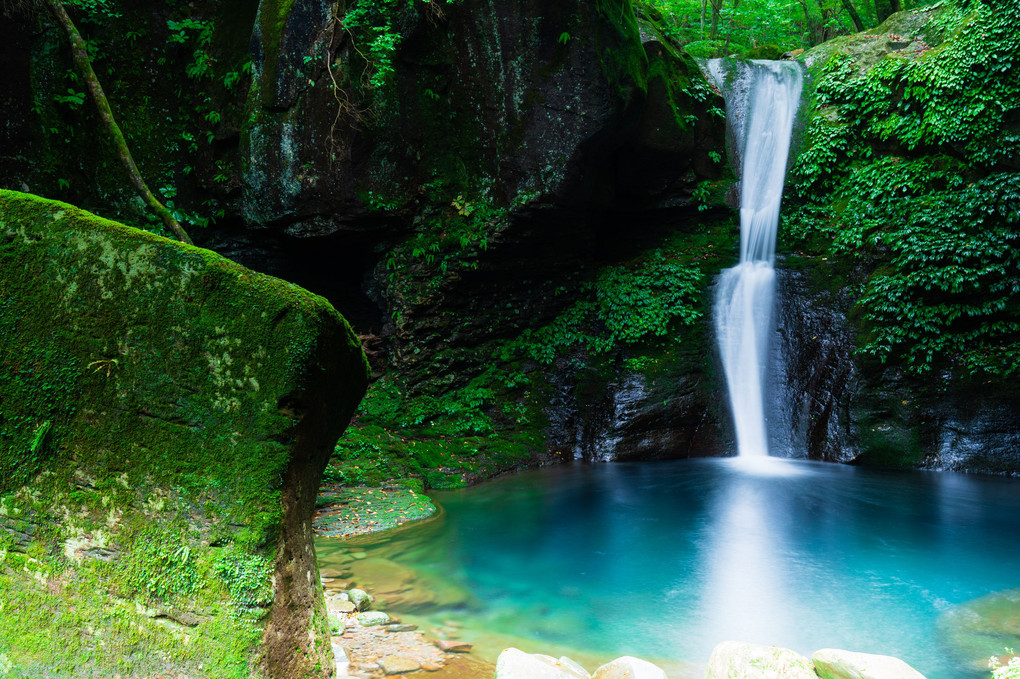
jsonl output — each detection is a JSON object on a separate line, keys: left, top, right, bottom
{"left": 709, "top": 59, "right": 803, "bottom": 457}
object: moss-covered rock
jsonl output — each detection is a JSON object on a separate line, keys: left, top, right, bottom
{"left": 781, "top": 0, "right": 1020, "bottom": 474}
{"left": 0, "top": 190, "right": 368, "bottom": 677}
{"left": 240, "top": 0, "right": 725, "bottom": 233}
{"left": 799, "top": 7, "right": 939, "bottom": 70}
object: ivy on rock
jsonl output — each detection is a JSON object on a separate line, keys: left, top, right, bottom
{"left": 786, "top": 0, "right": 1020, "bottom": 379}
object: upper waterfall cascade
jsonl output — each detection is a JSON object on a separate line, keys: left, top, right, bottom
{"left": 706, "top": 59, "right": 803, "bottom": 457}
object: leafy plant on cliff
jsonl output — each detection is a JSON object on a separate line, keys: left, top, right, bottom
{"left": 327, "top": 362, "right": 542, "bottom": 491}
{"left": 505, "top": 248, "right": 706, "bottom": 364}
{"left": 126, "top": 528, "right": 201, "bottom": 601}
{"left": 382, "top": 181, "right": 509, "bottom": 308}
{"left": 786, "top": 0, "right": 1020, "bottom": 378}
{"left": 342, "top": 0, "right": 461, "bottom": 91}
{"left": 214, "top": 549, "right": 273, "bottom": 611}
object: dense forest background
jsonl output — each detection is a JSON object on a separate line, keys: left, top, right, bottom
{"left": 1, "top": 0, "right": 1017, "bottom": 489}
{"left": 642, "top": 0, "right": 914, "bottom": 54}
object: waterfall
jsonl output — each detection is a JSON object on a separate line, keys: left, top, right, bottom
{"left": 707, "top": 59, "right": 803, "bottom": 457}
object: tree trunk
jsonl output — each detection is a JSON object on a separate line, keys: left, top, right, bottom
{"left": 840, "top": 0, "right": 866, "bottom": 32}
{"left": 724, "top": 0, "right": 740, "bottom": 52}
{"left": 799, "top": 0, "right": 816, "bottom": 45}
{"left": 814, "top": 0, "right": 837, "bottom": 42}
{"left": 874, "top": 0, "right": 890, "bottom": 22}
{"left": 701, "top": 0, "right": 707, "bottom": 38}
{"left": 710, "top": 0, "right": 724, "bottom": 39}
{"left": 44, "top": 0, "right": 193, "bottom": 245}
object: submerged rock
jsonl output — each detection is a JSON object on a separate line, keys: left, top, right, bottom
{"left": 938, "top": 588, "right": 1020, "bottom": 671}
{"left": 357, "top": 611, "right": 393, "bottom": 626}
{"left": 705, "top": 641, "right": 816, "bottom": 679}
{"left": 811, "top": 648, "right": 927, "bottom": 679}
{"left": 0, "top": 191, "right": 368, "bottom": 677}
{"left": 435, "top": 639, "right": 473, "bottom": 653}
{"left": 378, "top": 654, "right": 421, "bottom": 675}
{"left": 347, "top": 555, "right": 473, "bottom": 612}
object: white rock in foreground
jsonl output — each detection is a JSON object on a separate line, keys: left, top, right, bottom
{"left": 812, "top": 648, "right": 927, "bottom": 679}
{"left": 592, "top": 655, "right": 668, "bottom": 679}
{"left": 706, "top": 641, "right": 817, "bottom": 679}
{"left": 495, "top": 648, "right": 591, "bottom": 679}
{"left": 331, "top": 641, "right": 349, "bottom": 677}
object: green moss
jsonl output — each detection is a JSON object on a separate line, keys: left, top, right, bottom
{"left": 596, "top": 0, "right": 649, "bottom": 98}
{"left": 851, "top": 411, "right": 924, "bottom": 468}
{"left": 255, "top": 0, "right": 298, "bottom": 107}
{"left": 742, "top": 44, "right": 784, "bottom": 59}
{"left": 0, "top": 560, "right": 264, "bottom": 678}
{"left": 0, "top": 190, "right": 368, "bottom": 676}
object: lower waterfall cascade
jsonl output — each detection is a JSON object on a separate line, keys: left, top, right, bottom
{"left": 706, "top": 59, "right": 804, "bottom": 457}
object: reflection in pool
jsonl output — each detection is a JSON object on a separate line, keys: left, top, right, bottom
{"left": 317, "top": 458, "right": 1020, "bottom": 678}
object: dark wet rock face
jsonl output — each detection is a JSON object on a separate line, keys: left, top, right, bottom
{"left": 545, "top": 336, "right": 728, "bottom": 464}
{"left": 241, "top": 0, "right": 725, "bottom": 236}
{"left": 773, "top": 266, "right": 858, "bottom": 462}
{"left": 774, "top": 262, "right": 1020, "bottom": 475}
{"left": 920, "top": 391, "right": 1020, "bottom": 475}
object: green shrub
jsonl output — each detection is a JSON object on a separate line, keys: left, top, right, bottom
{"left": 786, "top": 0, "right": 1020, "bottom": 378}
{"left": 742, "top": 44, "right": 783, "bottom": 59}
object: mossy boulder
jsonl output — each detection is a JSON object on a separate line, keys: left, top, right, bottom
{"left": 799, "top": 7, "right": 940, "bottom": 70}
{"left": 0, "top": 190, "right": 368, "bottom": 677}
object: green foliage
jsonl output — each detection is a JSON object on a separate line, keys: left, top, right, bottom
{"left": 52, "top": 88, "right": 86, "bottom": 109}
{"left": 382, "top": 180, "right": 508, "bottom": 304}
{"left": 329, "top": 363, "right": 541, "bottom": 490}
{"left": 214, "top": 549, "right": 273, "bottom": 610}
{"left": 506, "top": 248, "right": 705, "bottom": 364}
{"left": 684, "top": 39, "right": 747, "bottom": 58}
{"left": 786, "top": 0, "right": 1020, "bottom": 378}
{"left": 342, "top": 0, "right": 461, "bottom": 91}
{"left": 126, "top": 529, "right": 200, "bottom": 601}
{"left": 642, "top": 0, "right": 927, "bottom": 53}
{"left": 742, "top": 43, "right": 783, "bottom": 59}
{"left": 66, "top": 0, "right": 122, "bottom": 23}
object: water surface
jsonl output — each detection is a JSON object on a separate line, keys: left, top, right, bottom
{"left": 318, "top": 459, "right": 1020, "bottom": 677}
